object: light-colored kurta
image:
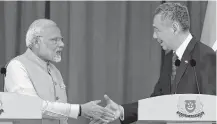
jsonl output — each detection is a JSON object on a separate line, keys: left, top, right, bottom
{"left": 4, "top": 49, "right": 79, "bottom": 124}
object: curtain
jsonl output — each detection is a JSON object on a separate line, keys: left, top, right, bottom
{"left": 0, "top": 1, "right": 208, "bottom": 124}
{"left": 49, "top": 2, "right": 162, "bottom": 124}
{"left": 200, "top": 1, "right": 216, "bottom": 50}
{"left": 0, "top": 1, "right": 46, "bottom": 92}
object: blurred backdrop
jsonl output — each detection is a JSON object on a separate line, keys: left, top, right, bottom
{"left": 0, "top": 1, "right": 215, "bottom": 124}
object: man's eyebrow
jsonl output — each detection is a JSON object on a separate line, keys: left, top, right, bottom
{"left": 50, "top": 36, "right": 63, "bottom": 39}
{"left": 153, "top": 27, "right": 159, "bottom": 30}
{"left": 153, "top": 25, "right": 158, "bottom": 29}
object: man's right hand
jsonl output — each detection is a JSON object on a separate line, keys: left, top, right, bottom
{"left": 89, "top": 95, "right": 123, "bottom": 124}
{"left": 104, "top": 95, "right": 122, "bottom": 120}
{"left": 80, "top": 100, "right": 115, "bottom": 123}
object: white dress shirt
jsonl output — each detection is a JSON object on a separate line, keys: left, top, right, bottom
{"left": 4, "top": 59, "right": 80, "bottom": 119}
{"left": 212, "top": 40, "right": 217, "bottom": 51}
{"left": 175, "top": 33, "right": 193, "bottom": 60}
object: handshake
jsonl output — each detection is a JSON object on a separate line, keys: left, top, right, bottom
{"left": 80, "top": 95, "right": 123, "bottom": 124}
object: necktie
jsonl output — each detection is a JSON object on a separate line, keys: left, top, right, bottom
{"left": 171, "top": 52, "right": 178, "bottom": 83}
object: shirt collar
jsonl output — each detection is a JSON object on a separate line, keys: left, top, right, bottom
{"left": 25, "top": 48, "right": 50, "bottom": 71}
{"left": 175, "top": 33, "right": 193, "bottom": 60}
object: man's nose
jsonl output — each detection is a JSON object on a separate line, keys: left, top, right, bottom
{"left": 153, "top": 32, "right": 157, "bottom": 39}
{"left": 59, "top": 41, "right": 64, "bottom": 48}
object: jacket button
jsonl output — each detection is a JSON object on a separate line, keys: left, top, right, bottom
{"left": 53, "top": 81, "right": 57, "bottom": 85}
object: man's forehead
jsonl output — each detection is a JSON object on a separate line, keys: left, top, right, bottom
{"left": 152, "top": 18, "right": 159, "bottom": 28}
{"left": 153, "top": 14, "right": 161, "bottom": 23}
{"left": 42, "top": 26, "right": 62, "bottom": 37}
{"left": 153, "top": 14, "right": 169, "bottom": 29}
{"left": 43, "top": 25, "right": 60, "bottom": 32}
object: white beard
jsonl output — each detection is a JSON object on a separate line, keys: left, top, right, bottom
{"left": 52, "top": 54, "right": 61, "bottom": 62}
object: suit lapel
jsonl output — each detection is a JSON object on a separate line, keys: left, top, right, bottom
{"left": 174, "top": 53, "right": 190, "bottom": 85}
{"left": 175, "top": 37, "right": 198, "bottom": 85}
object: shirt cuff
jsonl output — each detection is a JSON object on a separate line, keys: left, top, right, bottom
{"left": 69, "top": 104, "right": 80, "bottom": 119}
{"left": 42, "top": 100, "right": 80, "bottom": 119}
{"left": 119, "top": 105, "right": 124, "bottom": 121}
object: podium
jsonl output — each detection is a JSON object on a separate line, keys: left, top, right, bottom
{"left": 138, "top": 94, "right": 216, "bottom": 124}
{"left": 0, "top": 92, "right": 42, "bottom": 124}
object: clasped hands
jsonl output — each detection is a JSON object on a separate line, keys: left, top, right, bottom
{"left": 80, "top": 95, "right": 122, "bottom": 124}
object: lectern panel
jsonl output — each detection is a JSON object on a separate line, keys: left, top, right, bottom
{"left": 138, "top": 94, "right": 216, "bottom": 123}
{"left": 0, "top": 92, "right": 42, "bottom": 119}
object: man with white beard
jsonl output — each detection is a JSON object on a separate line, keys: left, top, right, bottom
{"left": 4, "top": 19, "right": 115, "bottom": 124}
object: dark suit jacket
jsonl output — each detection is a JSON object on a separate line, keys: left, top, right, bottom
{"left": 120, "top": 38, "right": 216, "bottom": 124}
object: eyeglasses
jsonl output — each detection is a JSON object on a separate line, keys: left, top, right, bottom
{"left": 36, "top": 36, "right": 63, "bottom": 45}
{"left": 50, "top": 37, "right": 63, "bottom": 45}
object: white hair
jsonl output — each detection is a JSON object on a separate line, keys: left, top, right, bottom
{"left": 25, "top": 19, "right": 57, "bottom": 48}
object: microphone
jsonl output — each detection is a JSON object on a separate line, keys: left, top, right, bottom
{"left": 1, "top": 67, "right": 6, "bottom": 75}
{"left": 173, "top": 59, "right": 181, "bottom": 94}
{"left": 175, "top": 59, "right": 181, "bottom": 67}
{"left": 190, "top": 59, "right": 200, "bottom": 94}
{"left": 1, "top": 66, "right": 6, "bottom": 92}
{"left": 190, "top": 59, "right": 196, "bottom": 66}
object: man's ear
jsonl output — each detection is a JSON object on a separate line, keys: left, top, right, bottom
{"left": 33, "top": 36, "right": 41, "bottom": 48}
{"left": 172, "top": 22, "right": 180, "bottom": 35}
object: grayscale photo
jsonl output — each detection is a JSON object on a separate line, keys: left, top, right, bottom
{"left": 0, "top": 1, "right": 216, "bottom": 124}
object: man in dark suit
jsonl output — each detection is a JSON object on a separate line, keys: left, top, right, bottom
{"left": 90, "top": 2, "right": 216, "bottom": 124}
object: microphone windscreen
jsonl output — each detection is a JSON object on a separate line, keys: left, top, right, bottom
{"left": 0, "top": 67, "right": 6, "bottom": 74}
{"left": 190, "top": 59, "right": 196, "bottom": 67}
{"left": 175, "top": 59, "right": 181, "bottom": 66}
